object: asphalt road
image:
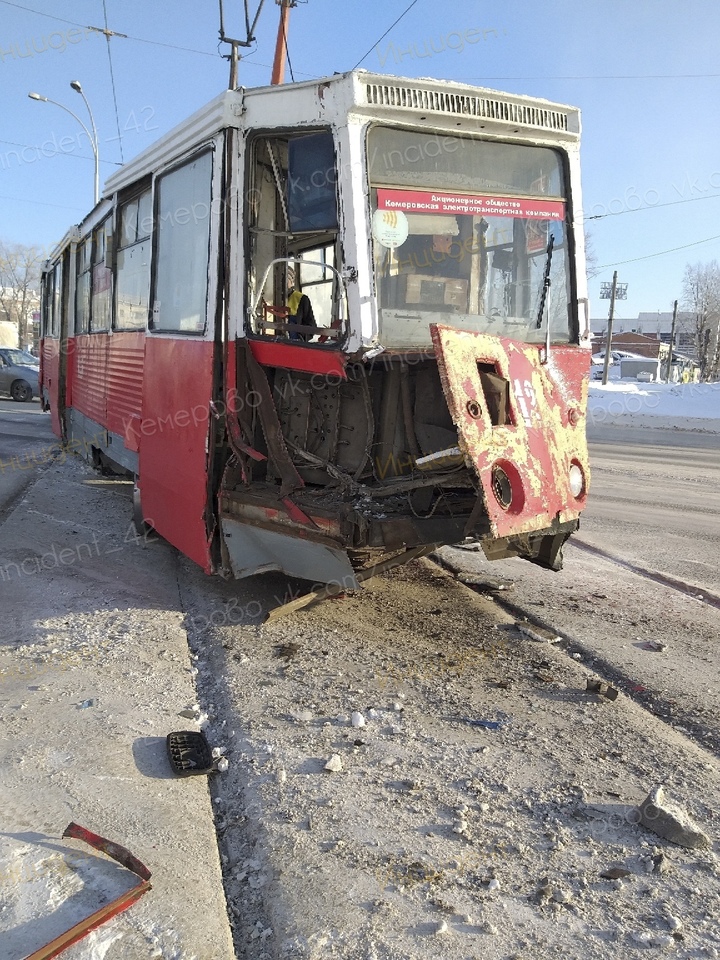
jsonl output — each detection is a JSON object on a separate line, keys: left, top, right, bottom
{"left": 0, "top": 399, "right": 56, "bottom": 517}
{"left": 584, "top": 424, "right": 719, "bottom": 593}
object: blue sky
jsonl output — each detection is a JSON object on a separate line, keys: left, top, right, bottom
{"left": 1, "top": 0, "right": 719, "bottom": 321}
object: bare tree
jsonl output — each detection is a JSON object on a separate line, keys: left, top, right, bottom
{"left": 682, "top": 260, "right": 720, "bottom": 381}
{"left": 584, "top": 231, "right": 600, "bottom": 280}
{"left": 0, "top": 241, "right": 45, "bottom": 349}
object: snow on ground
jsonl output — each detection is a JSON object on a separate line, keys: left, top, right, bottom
{"left": 588, "top": 382, "right": 720, "bottom": 434}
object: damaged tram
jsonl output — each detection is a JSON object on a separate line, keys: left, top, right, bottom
{"left": 40, "top": 71, "right": 591, "bottom": 601}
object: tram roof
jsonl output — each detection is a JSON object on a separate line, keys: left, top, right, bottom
{"left": 104, "top": 70, "right": 581, "bottom": 197}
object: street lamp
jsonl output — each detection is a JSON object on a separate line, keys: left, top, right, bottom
{"left": 28, "top": 81, "right": 99, "bottom": 206}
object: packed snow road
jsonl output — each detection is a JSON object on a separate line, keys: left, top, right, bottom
{"left": 1, "top": 401, "right": 718, "bottom": 960}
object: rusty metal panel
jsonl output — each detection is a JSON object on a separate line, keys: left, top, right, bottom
{"left": 430, "top": 324, "right": 590, "bottom": 539}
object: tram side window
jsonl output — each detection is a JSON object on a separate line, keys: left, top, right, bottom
{"left": 91, "top": 219, "right": 112, "bottom": 332}
{"left": 247, "top": 130, "right": 342, "bottom": 343}
{"left": 51, "top": 260, "right": 62, "bottom": 337}
{"left": 152, "top": 150, "right": 212, "bottom": 334}
{"left": 116, "top": 188, "right": 151, "bottom": 330}
{"left": 75, "top": 240, "right": 91, "bottom": 334}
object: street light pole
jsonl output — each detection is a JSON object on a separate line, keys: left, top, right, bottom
{"left": 28, "top": 84, "right": 99, "bottom": 206}
{"left": 70, "top": 81, "right": 99, "bottom": 207}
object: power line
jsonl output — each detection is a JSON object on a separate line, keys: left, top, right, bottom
{"left": 457, "top": 73, "right": 720, "bottom": 81}
{"left": 0, "top": 138, "right": 122, "bottom": 166}
{"left": 596, "top": 235, "right": 720, "bottom": 270}
{"left": 352, "top": 0, "right": 422, "bottom": 70}
{"left": 0, "top": 0, "right": 218, "bottom": 58}
{"left": 0, "top": 192, "right": 86, "bottom": 211}
{"left": 101, "top": 0, "right": 124, "bottom": 162}
{"left": 585, "top": 192, "right": 720, "bottom": 222}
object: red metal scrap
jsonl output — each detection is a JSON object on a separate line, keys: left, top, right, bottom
{"left": 62, "top": 822, "right": 151, "bottom": 881}
{"left": 22, "top": 823, "right": 152, "bottom": 960}
{"left": 430, "top": 323, "right": 590, "bottom": 540}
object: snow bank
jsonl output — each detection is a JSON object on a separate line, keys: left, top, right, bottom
{"left": 588, "top": 381, "right": 720, "bottom": 433}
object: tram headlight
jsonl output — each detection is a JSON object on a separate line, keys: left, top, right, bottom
{"left": 569, "top": 462, "right": 585, "bottom": 499}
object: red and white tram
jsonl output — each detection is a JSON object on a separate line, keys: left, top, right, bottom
{"left": 40, "top": 70, "right": 591, "bottom": 603}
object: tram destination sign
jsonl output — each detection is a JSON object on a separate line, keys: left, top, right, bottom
{"left": 377, "top": 188, "right": 565, "bottom": 221}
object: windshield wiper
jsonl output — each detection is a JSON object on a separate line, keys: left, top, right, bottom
{"left": 535, "top": 233, "right": 554, "bottom": 330}
{"left": 536, "top": 233, "right": 554, "bottom": 365}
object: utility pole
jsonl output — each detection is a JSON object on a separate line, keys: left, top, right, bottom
{"left": 599, "top": 272, "right": 628, "bottom": 385}
{"left": 271, "top": 0, "right": 295, "bottom": 85}
{"left": 666, "top": 299, "right": 678, "bottom": 382}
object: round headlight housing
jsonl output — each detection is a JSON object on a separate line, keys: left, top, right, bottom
{"left": 569, "top": 462, "right": 585, "bottom": 498}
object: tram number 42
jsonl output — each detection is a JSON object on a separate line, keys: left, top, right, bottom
{"left": 512, "top": 378, "right": 539, "bottom": 427}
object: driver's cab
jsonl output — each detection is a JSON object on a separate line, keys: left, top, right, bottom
{"left": 245, "top": 129, "right": 347, "bottom": 348}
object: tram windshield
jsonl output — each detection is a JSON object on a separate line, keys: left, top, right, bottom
{"left": 368, "top": 127, "right": 573, "bottom": 348}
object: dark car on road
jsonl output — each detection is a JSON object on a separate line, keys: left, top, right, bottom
{"left": 0, "top": 348, "right": 40, "bottom": 401}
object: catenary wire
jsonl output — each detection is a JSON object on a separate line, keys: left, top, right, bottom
{"left": 352, "top": 0, "right": 422, "bottom": 70}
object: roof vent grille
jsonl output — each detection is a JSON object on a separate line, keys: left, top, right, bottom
{"left": 365, "top": 83, "right": 569, "bottom": 132}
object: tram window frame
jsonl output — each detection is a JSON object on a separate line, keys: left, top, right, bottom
{"left": 150, "top": 148, "right": 213, "bottom": 336}
{"left": 75, "top": 238, "right": 91, "bottom": 335}
{"left": 51, "top": 259, "right": 62, "bottom": 338}
{"left": 90, "top": 217, "right": 113, "bottom": 333}
{"left": 115, "top": 186, "right": 152, "bottom": 331}
{"left": 245, "top": 128, "right": 344, "bottom": 346}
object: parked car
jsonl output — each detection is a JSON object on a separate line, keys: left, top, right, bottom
{"left": 0, "top": 348, "right": 40, "bottom": 402}
{"left": 591, "top": 349, "right": 645, "bottom": 366}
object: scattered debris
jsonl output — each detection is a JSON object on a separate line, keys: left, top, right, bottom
{"left": 463, "top": 719, "right": 503, "bottom": 730}
{"left": 639, "top": 785, "right": 711, "bottom": 850}
{"left": 275, "top": 642, "right": 301, "bottom": 660}
{"left": 324, "top": 754, "right": 343, "bottom": 773}
{"left": 640, "top": 640, "right": 667, "bottom": 652}
{"left": 77, "top": 699, "right": 95, "bottom": 709}
{"left": 27, "top": 823, "right": 152, "bottom": 960}
{"left": 600, "top": 867, "right": 632, "bottom": 880}
{"left": 459, "top": 573, "right": 514, "bottom": 591}
{"left": 351, "top": 711, "right": 366, "bottom": 728}
{"left": 585, "top": 678, "right": 619, "bottom": 701}
{"left": 516, "top": 622, "right": 562, "bottom": 643}
{"left": 166, "top": 730, "right": 214, "bottom": 777}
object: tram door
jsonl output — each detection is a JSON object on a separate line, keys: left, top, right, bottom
{"left": 137, "top": 149, "right": 218, "bottom": 572}
{"left": 41, "top": 253, "right": 69, "bottom": 438}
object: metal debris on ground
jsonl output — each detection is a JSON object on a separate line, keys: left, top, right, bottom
{"left": 25, "top": 823, "right": 152, "bottom": 960}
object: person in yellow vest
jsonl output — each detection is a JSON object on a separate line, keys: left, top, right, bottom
{"left": 286, "top": 267, "right": 315, "bottom": 342}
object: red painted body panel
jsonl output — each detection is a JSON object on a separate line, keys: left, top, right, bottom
{"left": 69, "top": 335, "right": 108, "bottom": 428}
{"left": 138, "top": 337, "right": 215, "bottom": 572}
{"left": 248, "top": 339, "right": 348, "bottom": 378}
{"left": 107, "top": 333, "right": 145, "bottom": 452}
{"left": 40, "top": 339, "right": 62, "bottom": 438}
{"left": 431, "top": 325, "right": 590, "bottom": 539}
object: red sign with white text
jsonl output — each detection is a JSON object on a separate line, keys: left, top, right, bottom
{"left": 377, "top": 188, "right": 565, "bottom": 221}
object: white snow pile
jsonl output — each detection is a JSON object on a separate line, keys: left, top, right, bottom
{"left": 588, "top": 381, "right": 720, "bottom": 433}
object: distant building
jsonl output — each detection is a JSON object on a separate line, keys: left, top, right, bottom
{"left": 590, "top": 311, "right": 697, "bottom": 357}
